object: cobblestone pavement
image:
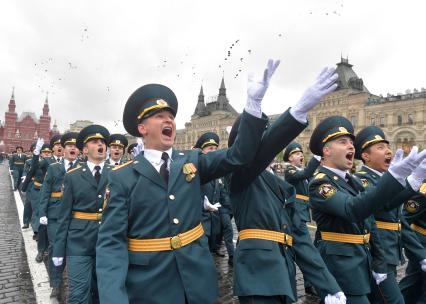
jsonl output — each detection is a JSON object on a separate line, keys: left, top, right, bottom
{"left": 0, "top": 163, "right": 36, "bottom": 303}
{"left": 0, "top": 161, "right": 409, "bottom": 303}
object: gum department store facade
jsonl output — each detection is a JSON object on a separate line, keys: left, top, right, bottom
{"left": 175, "top": 58, "right": 425, "bottom": 155}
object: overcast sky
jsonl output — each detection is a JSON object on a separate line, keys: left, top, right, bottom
{"left": 1, "top": 0, "right": 425, "bottom": 133}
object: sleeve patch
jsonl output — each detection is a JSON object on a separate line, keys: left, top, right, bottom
{"left": 318, "top": 183, "right": 337, "bottom": 199}
{"left": 405, "top": 200, "right": 420, "bottom": 213}
{"left": 360, "top": 178, "right": 369, "bottom": 188}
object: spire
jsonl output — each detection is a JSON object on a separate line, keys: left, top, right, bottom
{"left": 8, "top": 87, "right": 16, "bottom": 113}
{"left": 11, "top": 86, "right": 15, "bottom": 101}
{"left": 42, "top": 93, "right": 50, "bottom": 116}
{"left": 45, "top": 91, "right": 49, "bottom": 104}
{"left": 194, "top": 85, "right": 207, "bottom": 116}
{"left": 198, "top": 85, "right": 204, "bottom": 103}
{"left": 219, "top": 76, "right": 226, "bottom": 96}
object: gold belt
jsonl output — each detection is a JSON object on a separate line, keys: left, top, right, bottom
{"left": 411, "top": 224, "right": 426, "bottom": 236}
{"left": 296, "top": 194, "right": 309, "bottom": 201}
{"left": 321, "top": 231, "right": 370, "bottom": 244}
{"left": 239, "top": 228, "right": 293, "bottom": 246}
{"left": 33, "top": 181, "right": 42, "bottom": 188}
{"left": 72, "top": 211, "right": 102, "bottom": 221}
{"left": 128, "top": 223, "right": 204, "bottom": 252}
{"left": 50, "top": 192, "right": 63, "bottom": 198}
{"left": 376, "top": 221, "right": 401, "bottom": 231}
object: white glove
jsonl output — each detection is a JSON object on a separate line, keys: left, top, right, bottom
{"left": 372, "top": 271, "right": 387, "bottom": 285}
{"left": 407, "top": 158, "right": 426, "bottom": 191}
{"left": 420, "top": 259, "right": 426, "bottom": 272}
{"left": 203, "top": 196, "right": 221, "bottom": 212}
{"left": 39, "top": 216, "right": 48, "bottom": 225}
{"left": 245, "top": 59, "right": 280, "bottom": 118}
{"left": 9, "top": 170, "right": 13, "bottom": 175}
{"left": 33, "top": 138, "right": 44, "bottom": 156}
{"left": 52, "top": 257, "right": 63, "bottom": 267}
{"left": 325, "top": 292, "right": 346, "bottom": 304}
{"left": 21, "top": 176, "right": 26, "bottom": 182}
{"left": 132, "top": 139, "right": 144, "bottom": 158}
{"left": 389, "top": 147, "right": 426, "bottom": 186}
{"left": 290, "top": 67, "right": 338, "bottom": 122}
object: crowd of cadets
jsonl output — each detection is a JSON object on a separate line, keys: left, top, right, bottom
{"left": 4, "top": 59, "right": 426, "bottom": 304}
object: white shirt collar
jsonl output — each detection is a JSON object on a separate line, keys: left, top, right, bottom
{"left": 363, "top": 165, "right": 384, "bottom": 177}
{"left": 86, "top": 160, "right": 105, "bottom": 175}
{"left": 108, "top": 158, "right": 122, "bottom": 165}
{"left": 63, "top": 158, "right": 75, "bottom": 170}
{"left": 323, "top": 165, "right": 348, "bottom": 180}
{"left": 144, "top": 148, "right": 173, "bottom": 165}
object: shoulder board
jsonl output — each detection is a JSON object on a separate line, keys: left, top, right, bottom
{"left": 66, "top": 165, "right": 82, "bottom": 174}
{"left": 314, "top": 173, "right": 327, "bottom": 180}
{"left": 357, "top": 171, "right": 367, "bottom": 175}
{"left": 51, "top": 162, "right": 61, "bottom": 166}
{"left": 112, "top": 161, "right": 134, "bottom": 171}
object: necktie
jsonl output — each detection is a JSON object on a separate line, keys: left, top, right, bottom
{"left": 345, "top": 173, "right": 357, "bottom": 191}
{"left": 159, "top": 152, "right": 169, "bottom": 184}
{"left": 67, "top": 162, "right": 73, "bottom": 172}
{"left": 57, "top": 158, "right": 61, "bottom": 163}
{"left": 94, "top": 165, "right": 101, "bottom": 185}
{"left": 115, "top": 162, "right": 119, "bottom": 166}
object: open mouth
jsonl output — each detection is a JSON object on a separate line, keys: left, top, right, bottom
{"left": 346, "top": 152, "right": 354, "bottom": 161}
{"left": 58, "top": 148, "right": 62, "bottom": 153}
{"left": 300, "top": 157, "right": 304, "bottom": 164}
{"left": 70, "top": 151, "right": 76, "bottom": 156}
{"left": 98, "top": 147, "right": 104, "bottom": 154}
{"left": 162, "top": 126, "right": 173, "bottom": 138}
{"left": 384, "top": 157, "right": 392, "bottom": 165}
{"left": 113, "top": 152, "right": 119, "bottom": 157}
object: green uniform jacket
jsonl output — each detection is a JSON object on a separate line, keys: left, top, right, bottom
{"left": 95, "top": 111, "right": 267, "bottom": 304}
{"left": 53, "top": 162, "right": 113, "bottom": 257}
{"left": 284, "top": 157, "right": 320, "bottom": 222}
{"left": 202, "top": 179, "right": 227, "bottom": 236}
{"left": 309, "top": 166, "right": 414, "bottom": 295}
{"left": 106, "top": 158, "right": 125, "bottom": 166}
{"left": 39, "top": 161, "right": 80, "bottom": 219}
{"left": 9, "top": 153, "right": 27, "bottom": 171}
{"left": 229, "top": 110, "right": 340, "bottom": 299}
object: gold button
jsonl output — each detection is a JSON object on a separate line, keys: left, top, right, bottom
{"left": 98, "top": 195, "right": 102, "bottom": 198}
{"left": 173, "top": 218, "right": 179, "bottom": 224}
{"left": 169, "top": 195, "right": 175, "bottom": 200}
{"left": 282, "top": 224, "right": 287, "bottom": 229}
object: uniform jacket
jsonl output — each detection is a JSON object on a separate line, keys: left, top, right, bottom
{"left": 95, "top": 111, "right": 267, "bottom": 304}
{"left": 9, "top": 153, "right": 27, "bottom": 171}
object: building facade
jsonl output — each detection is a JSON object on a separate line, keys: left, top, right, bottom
{"left": 175, "top": 58, "right": 425, "bottom": 156}
{"left": 0, "top": 90, "right": 59, "bottom": 153}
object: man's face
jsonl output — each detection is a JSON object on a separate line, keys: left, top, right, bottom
{"left": 202, "top": 145, "right": 218, "bottom": 154}
{"left": 52, "top": 143, "right": 63, "bottom": 157}
{"left": 288, "top": 151, "right": 304, "bottom": 168}
{"left": 64, "top": 144, "right": 79, "bottom": 161}
{"left": 109, "top": 145, "right": 124, "bottom": 161}
{"left": 16, "top": 148, "right": 23, "bottom": 154}
{"left": 361, "top": 142, "right": 392, "bottom": 173}
{"left": 83, "top": 139, "right": 106, "bottom": 162}
{"left": 41, "top": 151, "right": 52, "bottom": 158}
{"left": 322, "top": 135, "right": 355, "bottom": 171}
{"left": 137, "top": 110, "right": 176, "bottom": 151}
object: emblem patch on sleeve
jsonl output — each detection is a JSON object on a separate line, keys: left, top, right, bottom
{"left": 318, "top": 183, "right": 337, "bottom": 199}
{"left": 405, "top": 200, "right": 420, "bottom": 213}
{"left": 360, "top": 178, "right": 369, "bottom": 188}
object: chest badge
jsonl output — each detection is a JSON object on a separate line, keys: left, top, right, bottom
{"left": 183, "top": 163, "right": 197, "bottom": 182}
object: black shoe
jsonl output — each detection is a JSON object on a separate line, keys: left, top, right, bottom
{"left": 50, "top": 287, "right": 60, "bottom": 298}
{"left": 32, "top": 233, "right": 38, "bottom": 241}
{"left": 35, "top": 252, "right": 43, "bottom": 263}
{"left": 22, "top": 224, "right": 29, "bottom": 229}
{"left": 228, "top": 257, "right": 234, "bottom": 267}
{"left": 305, "top": 286, "right": 318, "bottom": 296}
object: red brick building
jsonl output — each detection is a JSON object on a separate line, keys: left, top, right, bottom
{"left": 0, "top": 89, "right": 59, "bottom": 153}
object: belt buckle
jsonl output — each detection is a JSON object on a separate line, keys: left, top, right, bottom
{"left": 363, "top": 234, "right": 369, "bottom": 244}
{"left": 398, "top": 222, "right": 401, "bottom": 231}
{"left": 96, "top": 213, "right": 102, "bottom": 221}
{"left": 284, "top": 234, "right": 290, "bottom": 245}
{"left": 170, "top": 235, "right": 182, "bottom": 249}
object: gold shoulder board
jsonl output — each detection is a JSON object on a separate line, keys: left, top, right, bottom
{"left": 112, "top": 161, "right": 134, "bottom": 171}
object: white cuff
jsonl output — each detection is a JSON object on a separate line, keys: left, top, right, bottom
{"left": 244, "top": 98, "right": 262, "bottom": 118}
{"left": 388, "top": 168, "right": 407, "bottom": 187}
{"left": 407, "top": 175, "right": 422, "bottom": 191}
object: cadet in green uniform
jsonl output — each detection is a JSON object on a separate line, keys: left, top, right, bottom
{"left": 96, "top": 60, "right": 277, "bottom": 304}
{"left": 195, "top": 132, "right": 235, "bottom": 264}
{"left": 353, "top": 126, "right": 417, "bottom": 303}
{"left": 283, "top": 142, "right": 321, "bottom": 296}
{"left": 50, "top": 134, "right": 64, "bottom": 163}
{"left": 126, "top": 143, "right": 138, "bottom": 160}
{"left": 52, "top": 125, "right": 111, "bottom": 304}
{"left": 308, "top": 116, "right": 426, "bottom": 304}
{"left": 9, "top": 146, "right": 27, "bottom": 190}
{"left": 21, "top": 143, "right": 36, "bottom": 229}
{"left": 228, "top": 67, "right": 347, "bottom": 304}
{"left": 106, "top": 134, "right": 128, "bottom": 166}
{"left": 399, "top": 186, "right": 426, "bottom": 303}
{"left": 39, "top": 132, "right": 80, "bottom": 298}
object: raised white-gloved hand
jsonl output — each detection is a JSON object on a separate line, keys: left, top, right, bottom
{"left": 325, "top": 291, "right": 346, "bottom": 304}
{"left": 245, "top": 59, "right": 280, "bottom": 118}
{"left": 389, "top": 147, "right": 426, "bottom": 186}
{"left": 290, "top": 67, "right": 338, "bottom": 123}
{"left": 420, "top": 259, "right": 426, "bottom": 272}
{"left": 33, "top": 138, "right": 44, "bottom": 156}
{"left": 132, "top": 139, "right": 144, "bottom": 158}
{"left": 21, "top": 176, "right": 26, "bottom": 182}
{"left": 203, "top": 196, "right": 221, "bottom": 212}
{"left": 372, "top": 271, "right": 387, "bottom": 285}
{"left": 39, "top": 216, "right": 48, "bottom": 225}
{"left": 407, "top": 158, "right": 426, "bottom": 191}
{"left": 52, "top": 257, "right": 63, "bottom": 267}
